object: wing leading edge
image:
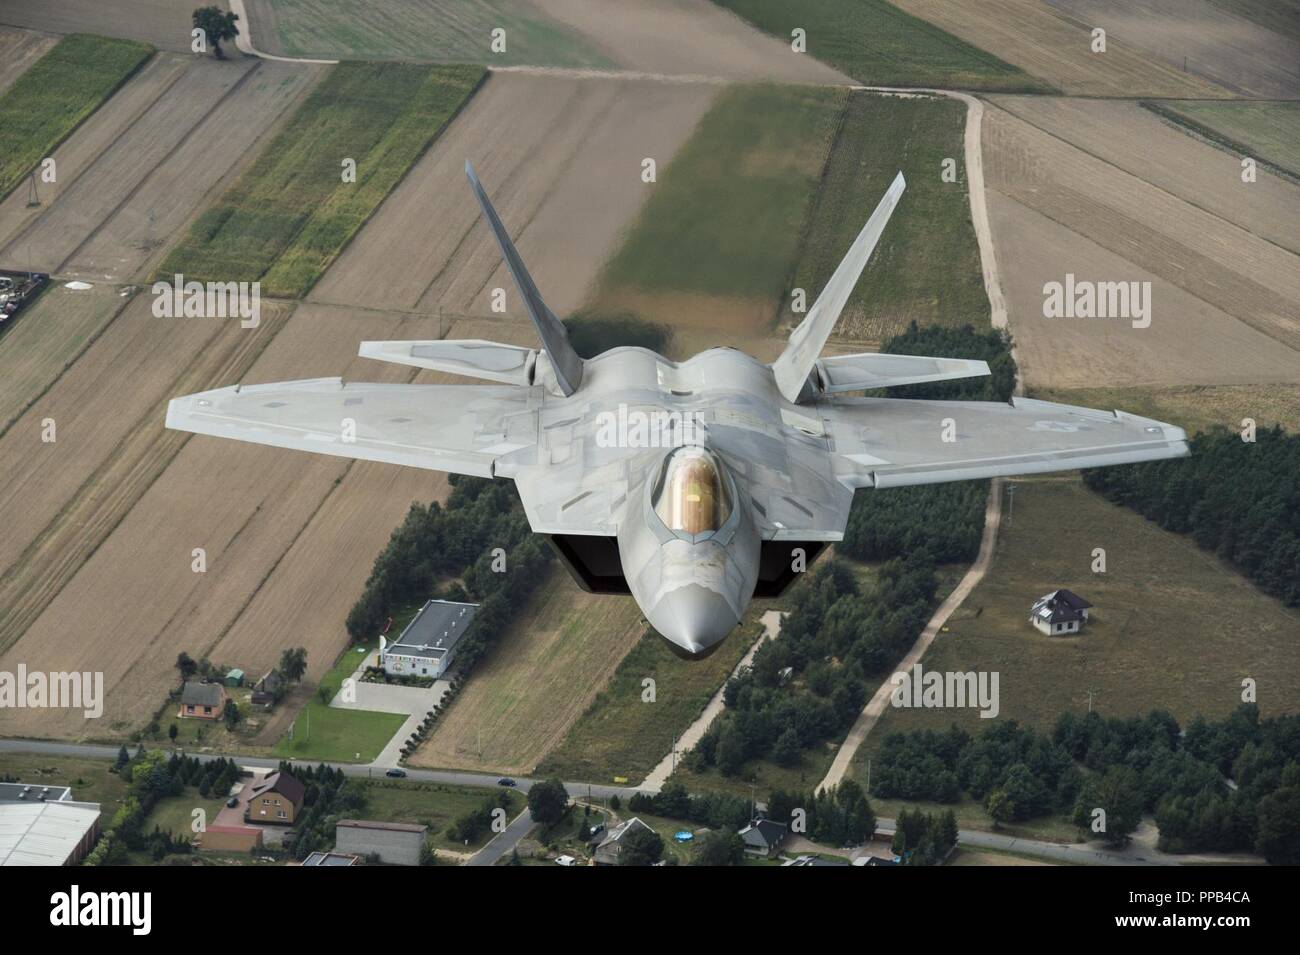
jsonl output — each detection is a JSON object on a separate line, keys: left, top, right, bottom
{"left": 166, "top": 378, "right": 539, "bottom": 478}
{"left": 822, "top": 395, "right": 1188, "bottom": 489}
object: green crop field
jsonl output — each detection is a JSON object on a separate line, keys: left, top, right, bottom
{"left": 595, "top": 83, "right": 846, "bottom": 335}
{"left": 248, "top": 0, "right": 612, "bottom": 67}
{"left": 1143, "top": 100, "right": 1300, "bottom": 180}
{"left": 789, "top": 91, "right": 987, "bottom": 342}
{"left": 536, "top": 619, "right": 760, "bottom": 785}
{"left": 160, "top": 61, "right": 485, "bottom": 298}
{"left": 0, "top": 34, "right": 152, "bottom": 198}
{"left": 714, "top": 0, "right": 1052, "bottom": 92}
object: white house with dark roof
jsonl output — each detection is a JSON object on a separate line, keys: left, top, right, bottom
{"left": 379, "top": 599, "right": 478, "bottom": 679}
{"left": 1029, "top": 589, "right": 1092, "bottom": 635}
{"left": 738, "top": 818, "right": 788, "bottom": 858}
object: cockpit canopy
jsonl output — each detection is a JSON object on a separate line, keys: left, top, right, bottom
{"left": 651, "top": 446, "right": 733, "bottom": 536}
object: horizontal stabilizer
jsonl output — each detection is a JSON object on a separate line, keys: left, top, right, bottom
{"left": 816, "top": 353, "right": 990, "bottom": 394}
{"left": 360, "top": 340, "right": 536, "bottom": 386}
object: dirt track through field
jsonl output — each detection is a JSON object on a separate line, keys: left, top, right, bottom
{"left": 0, "top": 54, "right": 319, "bottom": 281}
{"left": 310, "top": 72, "right": 717, "bottom": 319}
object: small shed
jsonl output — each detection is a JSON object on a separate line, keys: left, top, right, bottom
{"left": 225, "top": 668, "right": 245, "bottom": 687}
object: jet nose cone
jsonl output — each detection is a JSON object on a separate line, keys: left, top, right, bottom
{"left": 645, "top": 584, "right": 741, "bottom": 656}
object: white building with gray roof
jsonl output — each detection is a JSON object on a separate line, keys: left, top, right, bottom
{"left": 379, "top": 599, "right": 478, "bottom": 679}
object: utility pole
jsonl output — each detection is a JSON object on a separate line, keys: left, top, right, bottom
{"left": 866, "top": 758, "right": 872, "bottom": 796}
{"left": 1086, "top": 686, "right": 1099, "bottom": 714}
{"left": 1006, "top": 482, "right": 1016, "bottom": 525}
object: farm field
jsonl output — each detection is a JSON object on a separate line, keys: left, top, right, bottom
{"left": 160, "top": 62, "right": 485, "bottom": 298}
{"left": 0, "top": 27, "right": 56, "bottom": 95}
{"left": 0, "top": 0, "right": 200, "bottom": 53}
{"left": 0, "top": 33, "right": 151, "bottom": 199}
{"left": 536, "top": 610, "right": 766, "bottom": 784}
{"left": 310, "top": 71, "right": 718, "bottom": 321}
{"left": 593, "top": 83, "right": 845, "bottom": 341}
{"left": 980, "top": 104, "right": 1300, "bottom": 392}
{"left": 990, "top": 95, "right": 1300, "bottom": 257}
{"left": 409, "top": 564, "right": 645, "bottom": 775}
{"left": 714, "top": 0, "right": 1050, "bottom": 91}
{"left": 854, "top": 477, "right": 1300, "bottom": 746}
{"left": 244, "top": 0, "right": 611, "bottom": 68}
{"left": 890, "top": 0, "right": 1230, "bottom": 97}
{"left": 0, "top": 54, "right": 321, "bottom": 281}
{"left": 1144, "top": 100, "right": 1300, "bottom": 180}
{"left": 788, "top": 91, "right": 986, "bottom": 344}
{"left": 0, "top": 283, "right": 128, "bottom": 435}
{"left": 1049, "top": 0, "right": 1300, "bottom": 98}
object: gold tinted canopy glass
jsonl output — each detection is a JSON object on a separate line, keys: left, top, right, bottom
{"left": 652, "top": 447, "right": 732, "bottom": 535}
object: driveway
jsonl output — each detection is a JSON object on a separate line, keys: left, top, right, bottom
{"left": 329, "top": 652, "right": 449, "bottom": 768}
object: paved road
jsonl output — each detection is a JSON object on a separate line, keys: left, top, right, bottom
{"left": 819, "top": 477, "right": 1005, "bottom": 791}
{"left": 466, "top": 808, "right": 534, "bottom": 866}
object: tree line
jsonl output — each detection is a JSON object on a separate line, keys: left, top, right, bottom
{"left": 1083, "top": 426, "right": 1299, "bottom": 606}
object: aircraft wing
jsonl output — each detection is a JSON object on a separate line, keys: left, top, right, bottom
{"left": 166, "top": 378, "right": 539, "bottom": 478}
{"left": 822, "top": 396, "right": 1189, "bottom": 488}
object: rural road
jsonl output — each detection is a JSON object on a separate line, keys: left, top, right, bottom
{"left": 3, "top": 738, "right": 1240, "bottom": 866}
{"left": 640, "top": 609, "right": 786, "bottom": 790}
{"left": 466, "top": 807, "right": 535, "bottom": 866}
{"left": 818, "top": 477, "right": 1005, "bottom": 792}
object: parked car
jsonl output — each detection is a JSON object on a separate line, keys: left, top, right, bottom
{"left": 385, "top": 768, "right": 407, "bottom": 778}
{"left": 225, "top": 796, "right": 239, "bottom": 808}
{"left": 555, "top": 855, "right": 577, "bottom": 866}
{"left": 497, "top": 777, "right": 516, "bottom": 787}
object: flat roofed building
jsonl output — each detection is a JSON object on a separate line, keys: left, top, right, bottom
{"left": 0, "top": 800, "right": 101, "bottom": 865}
{"left": 335, "top": 819, "right": 427, "bottom": 866}
{"left": 302, "top": 851, "right": 359, "bottom": 866}
{"left": 0, "top": 782, "right": 72, "bottom": 803}
{"left": 380, "top": 599, "right": 479, "bottom": 679}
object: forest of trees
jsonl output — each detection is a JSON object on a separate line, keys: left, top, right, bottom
{"left": 1083, "top": 426, "right": 1299, "bottom": 606}
{"left": 870, "top": 705, "right": 1300, "bottom": 861}
{"left": 345, "top": 475, "right": 554, "bottom": 676}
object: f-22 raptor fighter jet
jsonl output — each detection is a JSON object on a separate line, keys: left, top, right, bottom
{"left": 167, "top": 163, "right": 1188, "bottom": 655}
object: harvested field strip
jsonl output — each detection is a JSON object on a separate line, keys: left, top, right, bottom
{"left": 2, "top": 55, "right": 259, "bottom": 275}
{"left": 982, "top": 104, "right": 1300, "bottom": 354}
{"left": 0, "top": 300, "right": 295, "bottom": 656}
{"left": 246, "top": 0, "right": 612, "bottom": 68}
{"left": 789, "top": 91, "right": 986, "bottom": 342}
{"left": 890, "top": 0, "right": 1230, "bottom": 97}
{"left": 714, "top": 0, "right": 1051, "bottom": 91}
{"left": 1030, "top": 383, "right": 1300, "bottom": 436}
{"left": 1142, "top": 100, "right": 1300, "bottom": 182}
{"left": 0, "top": 34, "right": 153, "bottom": 198}
{"left": 992, "top": 95, "right": 1300, "bottom": 257}
{"left": 596, "top": 83, "right": 845, "bottom": 331}
{"left": 0, "top": 28, "right": 57, "bottom": 96}
{"left": 409, "top": 564, "right": 645, "bottom": 775}
{"left": 0, "top": 284, "right": 129, "bottom": 436}
{"left": 160, "top": 62, "right": 485, "bottom": 298}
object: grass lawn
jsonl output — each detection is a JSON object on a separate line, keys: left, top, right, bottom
{"left": 159, "top": 61, "right": 484, "bottom": 297}
{"left": 594, "top": 83, "right": 846, "bottom": 338}
{"left": 867, "top": 794, "right": 1080, "bottom": 844}
{"left": 854, "top": 476, "right": 1300, "bottom": 749}
{"left": 146, "top": 790, "right": 228, "bottom": 839}
{"left": 357, "top": 779, "right": 524, "bottom": 852}
{"left": 788, "top": 91, "right": 987, "bottom": 343}
{"left": 271, "top": 639, "right": 404, "bottom": 763}
{"left": 0, "top": 753, "right": 128, "bottom": 811}
{"left": 537, "top": 609, "right": 768, "bottom": 784}
{"left": 673, "top": 743, "right": 838, "bottom": 800}
{"left": 714, "top": 0, "right": 1052, "bottom": 92}
{"left": 0, "top": 34, "right": 152, "bottom": 198}
{"left": 1142, "top": 100, "right": 1300, "bottom": 180}
{"left": 252, "top": 0, "right": 612, "bottom": 67}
